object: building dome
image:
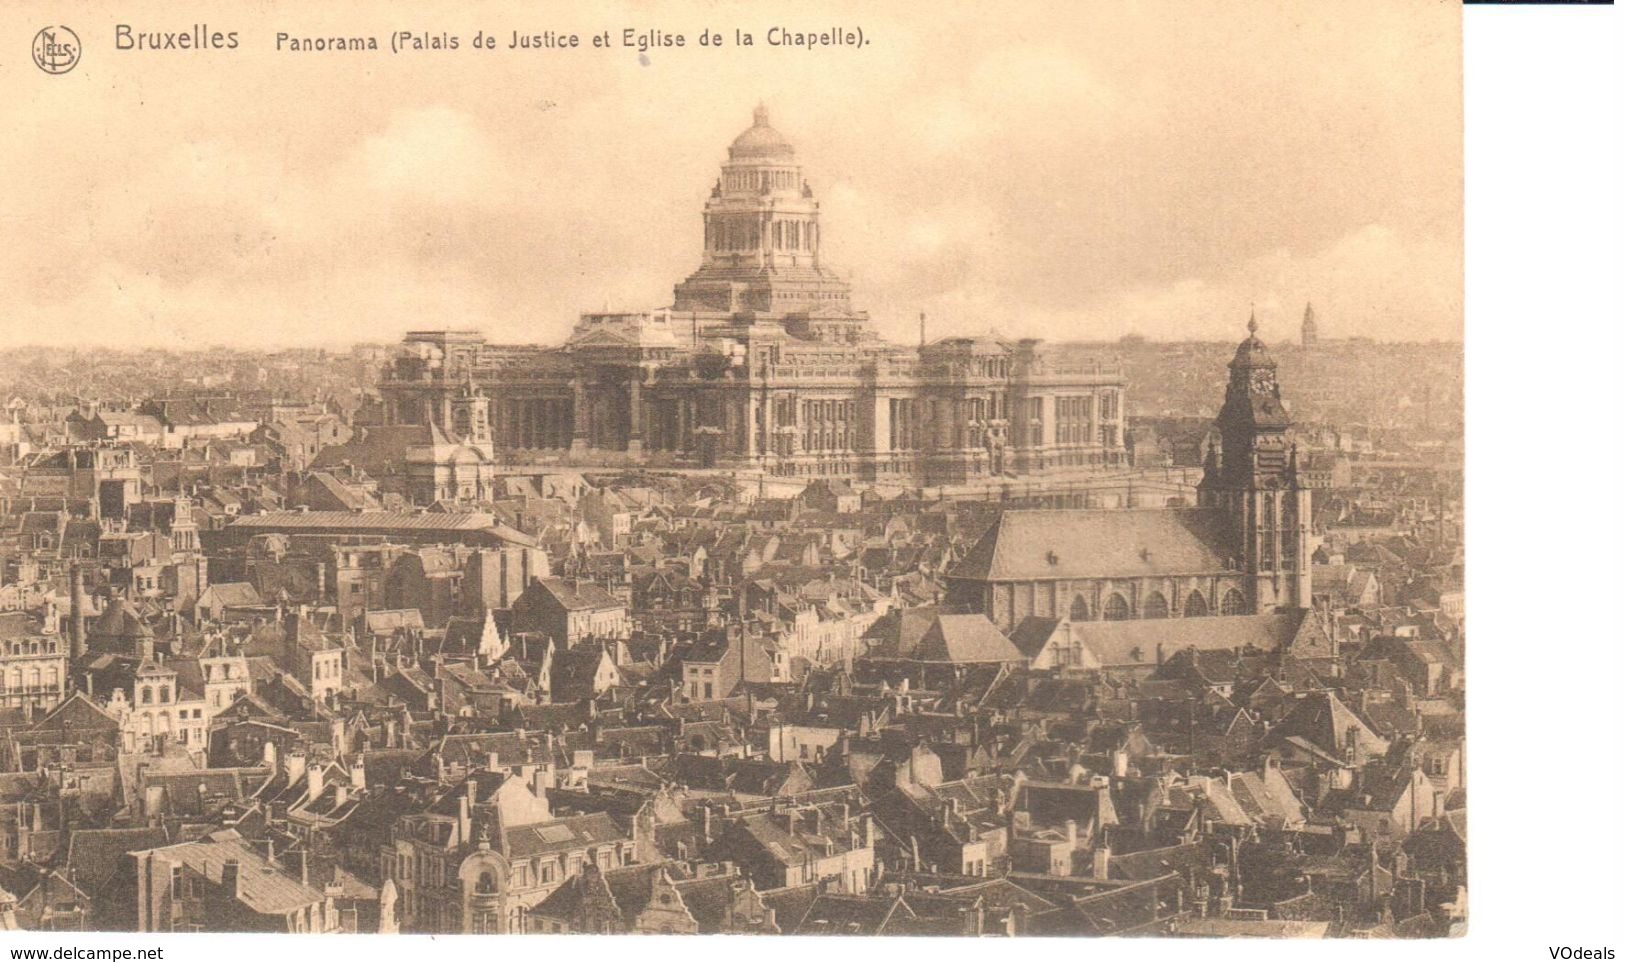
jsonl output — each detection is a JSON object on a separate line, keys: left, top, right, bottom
{"left": 728, "top": 103, "right": 795, "bottom": 160}
{"left": 1231, "top": 311, "right": 1277, "bottom": 369}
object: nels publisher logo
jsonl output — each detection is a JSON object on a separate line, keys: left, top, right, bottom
{"left": 32, "top": 25, "right": 80, "bottom": 74}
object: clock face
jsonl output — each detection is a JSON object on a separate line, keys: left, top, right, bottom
{"left": 1250, "top": 369, "right": 1276, "bottom": 393}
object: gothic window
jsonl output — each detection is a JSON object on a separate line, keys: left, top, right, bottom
{"left": 1221, "top": 589, "right": 1247, "bottom": 616}
{"left": 1184, "top": 592, "right": 1209, "bottom": 617}
{"left": 1143, "top": 592, "right": 1170, "bottom": 619}
{"left": 1103, "top": 593, "right": 1130, "bottom": 621}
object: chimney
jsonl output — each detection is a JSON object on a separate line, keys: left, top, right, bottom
{"left": 1112, "top": 749, "right": 1129, "bottom": 778}
{"left": 68, "top": 563, "right": 86, "bottom": 661}
{"left": 305, "top": 764, "right": 324, "bottom": 805}
{"left": 487, "top": 750, "right": 502, "bottom": 774}
{"left": 285, "top": 751, "right": 307, "bottom": 787}
{"left": 350, "top": 754, "right": 366, "bottom": 791}
{"left": 1092, "top": 845, "right": 1111, "bottom": 881}
{"left": 298, "top": 848, "right": 310, "bottom": 887}
{"left": 529, "top": 769, "right": 551, "bottom": 817}
{"left": 222, "top": 860, "right": 240, "bottom": 900}
{"left": 458, "top": 793, "right": 472, "bottom": 845}
{"left": 1006, "top": 901, "right": 1028, "bottom": 936}
{"left": 1065, "top": 819, "right": 1078, "bottom": 845}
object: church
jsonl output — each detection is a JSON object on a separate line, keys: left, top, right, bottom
{"left": 377, "top": 106, "right": 1130, "bottom": 487}
{"left": 947, "top": 315, "right": 1325, "bottom": 632}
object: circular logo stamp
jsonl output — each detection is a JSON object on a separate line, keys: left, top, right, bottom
{"left": 32, "top": 25, "right": 80, "bottom": 75}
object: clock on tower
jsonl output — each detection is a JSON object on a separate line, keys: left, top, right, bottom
{"left": 1197, "top": 311, "right": 1314, "bottom": 612}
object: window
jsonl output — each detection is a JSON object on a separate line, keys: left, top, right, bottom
{"left": 1220, "top": 589, "right": 1247, "bottom": 616}
{"left": 1142, "top": 592, "right": 1169, "bottom": 619}
{"left": 1184, "top": 592, "right": 1209, "bottom": 617}
{"left": 1069, "top": 595, "right": 1090, "bottom": 621}
{"left": 1103, "top": 594, "right": 1130, "bottom": 621}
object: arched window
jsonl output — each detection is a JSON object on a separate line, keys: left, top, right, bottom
{"left": 1221, "top": 589, "right": 1247, "bottom": 616}
{"left": 1143, "top": 592, "right": 1170, "bottom": 619}
{"left": 476, "top": 870, "right": 497, "bottom": 895}
{"left": 1103, "top": 593, "right": 1131, "bottom": 621}
{"left": 1184, "top": 592, "right": 1209, "bottom": 618}
{"left": 1069, "top": 595, "right": 1091, "bottom": 621}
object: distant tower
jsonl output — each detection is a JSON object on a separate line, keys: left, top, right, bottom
{"left": 1199, "top": 313, "right": 1313, "bottom": 611}
{"left": 1301, "top": 302, "right": 1319, "bottom": 349}
{"left": 450, "top": 378, "right": 494, "bottom": 460}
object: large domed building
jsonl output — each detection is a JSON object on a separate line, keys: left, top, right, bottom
{"left": 377, "top": 106, "right": 1129, "bottom": 489}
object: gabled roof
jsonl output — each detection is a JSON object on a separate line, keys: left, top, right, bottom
{"left": 1058, "top": 610, "right": 1318, "bottom": 671}
{"left": 535, "top": 578, "right": 622, "bottom": 611}
{"left": 908, "top": 614, "right": 1025, "bottom": 664}
{"left": 949, "top": 509, "right": 1234, "bottom": 582}
{"left": 134, "top": 831, "right": 323, "bottom": 916}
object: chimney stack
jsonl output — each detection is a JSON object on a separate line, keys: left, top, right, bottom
{"left": 305, "top": 764, "right": 324, "bottom": 805}
{"left": 222, "top": 860, "right": 240, "bottom": 899}
{"left": 1092, "top": 845, "right": 1112, "bottom": 881}
{"left": 285, "top": 751, "right": 307, "bottom": 787}
{"left": 68, "top": 563, "right": 87, "bottom": 662}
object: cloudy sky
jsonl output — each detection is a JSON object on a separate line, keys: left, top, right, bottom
{"left": 1, "top": 0, "right": 1461, "bottom": 350}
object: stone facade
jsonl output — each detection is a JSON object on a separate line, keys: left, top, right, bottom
{"left": 378, "top": 107, "right": 1129, "bottom": 486}
{"left": 949, "top": 317, "right": 1321, "bottom": 629}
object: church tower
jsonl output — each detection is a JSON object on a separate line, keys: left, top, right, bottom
{"left": 1200, "top": 313, "right": 1313, "bottom": 611}
{"left": 449, "top": 378, "right": 495, "bottom": 461}
{"left": 1301, "top": 301, "right": 1319, "bottom": 349}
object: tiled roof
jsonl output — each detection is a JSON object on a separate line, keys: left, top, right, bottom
{"left": 136, "top": 831, "right": 324, "bottom": 916}
{"left": 907, "top": 613, "right": 1025, "bottom": 664}
{"left": 505, "top": 812, "right": 628, "bottom": 858}
{"left": 949, "top": 509, "right": 1234, "bottom": 582}
{"left": 229, "top": 510, "right": 494, "bottom": 532}
{"left": 1059, "top": 610, "right": 1312, "bottom": 670}
{"left": 537, "top": 578, "right": 622, "bottom": 611}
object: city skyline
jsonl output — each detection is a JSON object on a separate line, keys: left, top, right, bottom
{"left": 0, "top": 0, "right": 1460, "bottom": 351}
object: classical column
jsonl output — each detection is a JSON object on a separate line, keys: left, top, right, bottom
{"left": 763, "top": 394, "right": 776, "bottom": 458}
{"left": 571, "top": 379, "right": 589, "bottom": 453}
{"left": 746, "top": 396, "right": 760, "bottom": 458}
{"left": 626, "top": 377, "right": 644, "bottom": 457}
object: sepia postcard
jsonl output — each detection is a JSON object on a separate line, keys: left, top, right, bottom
{"left": 0, "top": 0, "right": 1467, "bottom": 942}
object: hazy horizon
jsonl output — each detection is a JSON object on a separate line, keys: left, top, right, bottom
{"left": 2, "top": 0, "right": 1462, "bottom": 351}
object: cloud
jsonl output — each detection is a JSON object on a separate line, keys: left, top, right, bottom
{"left": 0, "top": 0, "right": 1460, "bottom": 350}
